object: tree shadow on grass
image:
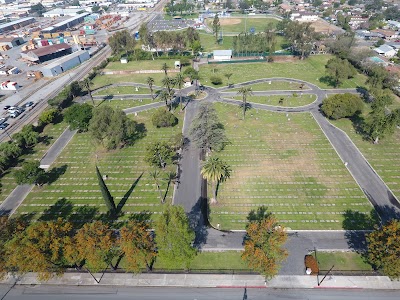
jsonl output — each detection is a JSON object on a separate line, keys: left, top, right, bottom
{"left": 128, "top": 210, "right": 153, "bottom": 223}
{"left": 45, "top": 164, "right": 68, "bottom": 185}
{"left": 39, "top": 198, "right": 73, "bottom": 221}
{"left": 68, "top": 205, "right": 99, "bottom": 229}
{"left": 116, "top": 172, "right": 143, "bottom": 214}
{"left": 39, "top": 135, "right": 54, "bottom": 146}
{"left": 319, "top": 76, "right": 337, "bottom": 87}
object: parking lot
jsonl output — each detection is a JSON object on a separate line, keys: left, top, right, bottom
{"left": 148, "top": 15, "right": 196, "bottom": 32}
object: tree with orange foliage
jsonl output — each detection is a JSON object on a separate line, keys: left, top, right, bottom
{"left": 241, "top": 207, "right": 288, "bottom": 279}
{"left": 71, "top": 221, "right": 119, "bottom": 274}
{"left": 118, "top": 220, "right": 156, "bottom": 273}
{"left": 367, "top": 220, "right": 400, "bottom": 279}
{"left": 5, "top": 218, "right": 73, "bottom": 281}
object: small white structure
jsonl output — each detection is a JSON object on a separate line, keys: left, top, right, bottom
{"left": 175, "top": 60, "right": 181, "bottom": 69}
{"left": 213, "top": 50, "right": 232, "bottom": 61}
{"left": 183, "top": 77, "right": 192, "bottom": 88}
{"left": 0, "top": 81, "right": 19, "bottom": 90}
{"left": 120, "top": 57, "right": 128, "bottom": 64}
{"left": 374, "top": 44, "right": 397, "bottom": 58}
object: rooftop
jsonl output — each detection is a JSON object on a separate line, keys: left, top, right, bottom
{"left": 42, "top": 50, "right": 89, "bottom": 69}
{"left": 0, "top": 17, "right": 34, "bottom": 31}
{"left": 24, "top": 43, "right": 71, "bottom": 58}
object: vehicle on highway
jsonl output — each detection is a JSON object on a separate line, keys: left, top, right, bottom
{"left": 7, "top": 106, "right": 19, "bottom": 113}
{"left": 9, "top": 111, "right": 20, "bottom": 118}
{"left": 0, "top": 123, "right": 9, "bottom": 130}
{"left": 3, "top": 105, "right": 10, "bottom": 110}
{"left": 22, "top": 101, "right": 36, "bottom": 108}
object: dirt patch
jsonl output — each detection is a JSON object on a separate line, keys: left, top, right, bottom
{"left": 310, "top": 19, "right": 343, "bottom": 34}
{"left": 219, "top": 18, "right": 242, "bottom": 26}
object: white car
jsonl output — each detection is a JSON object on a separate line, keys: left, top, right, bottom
{"left": 9, "top": 111, "right": 20, "bottom": 118}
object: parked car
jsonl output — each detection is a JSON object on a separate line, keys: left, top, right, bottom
{"left": 3, "top": 105, "right": 10, "bottom": 110}
{"left": 0, "top": 117, "right": 7, "bottom": 124}
{"left": 23, "top": 101, "right": 35, "bottom": 109}
{"left": 0, "top": 123, "right": 9, "bottom": 130}
{"left": 7, "top": 106, "right": 19, "bottom": 113}
{"left": 9, "top": 111, "right": 20, "bottom": 118}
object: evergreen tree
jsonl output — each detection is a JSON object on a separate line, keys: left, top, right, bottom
{"left": 96, "top": 165, "right": 116, "bottom": 216}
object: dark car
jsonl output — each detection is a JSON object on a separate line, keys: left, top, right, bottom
{"left": 0, "top": 123, "right": 9, "bottom": 130}
{"left": 3, "top": 105, "right": 10, "bottom": 110}
{"left": 23, "top": 101, "right": 35, "bottom": 107}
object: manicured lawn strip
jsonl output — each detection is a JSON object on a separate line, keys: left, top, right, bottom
{"left": 209, "top": 103, "right": 372, "bottom": 230}
{"left": 200, "top": 55, "right": 367, "bottom": 89}
{"left": 92, "top": 73, "right": 167, "bottom": 90}
{"left": 15, "top": 108, "right": 183, "bottom": 221}
{"left": 105, "top": 59, "right": 180, "bottom": 72}
{"left": 331, "top": 118, "right": 400, "bottom": 200}
{"left": 230, "top": 94, "right": 317, "bottom": 107}
{"left": 199, "top": 32, "right": 234, "bottom": 52}
{"left": 229, "top": 80, "right": 311, "bottom": 91}
{"left": 93, "top": 99, "right": 160, "bottom": 110}
{"left": 315, "top": 252, "right": 373, "bottom": 271}
{"left": 0, "top": 121, "right": 67, "bottom": 204}
{"left": 205, "top": 17, "right": 279, "bottom": 33}
{"left": 94, "top": 86, "right": 151, "bottom": 96}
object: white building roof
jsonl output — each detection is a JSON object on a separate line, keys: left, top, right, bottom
{"left": 213, "top": 50, "right": 232, "bottom": 56}
{"left": 375, "top": 44, "right": 395, "bottom": 54}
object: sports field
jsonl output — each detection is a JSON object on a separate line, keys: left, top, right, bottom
{"left": 210, "top": 103, "right": 373, "bottom": 230}
{"left": 206, "top": 17, "right": 279, "bottom": 33}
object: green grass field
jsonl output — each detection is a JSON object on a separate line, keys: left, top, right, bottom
{"left": 14, "top": 108, "right": 183, "bottom": 222}
{"left": 331, "top": 118, "right": 400, "bottom": 200}
{"left": 92, "top": 73, "right": 166, "bottom": 89}
{"left": 229, "top": 81, "right": 311, "bottom": 91}
{"left": 230, "top": 94, "right": 317, "bottom": 107}
{"left": 206, "top": 17, "right": 279, "bottom": 33}
{"left": 104, "top": 59, "right": 181, "bottom": 72}
{"left": 200, "top": 55, "right": 367, "bottom": 89}
{"left": 316, "top": 252, "right": 372, "bottom": 271}
{"left": 0, "top": 122, "right": 68, "bottom": 205}
{"left": 94, "top": 86, "right": 151, "bottom": 96}
{"left": 93, "top": 99, "right": 160, "bottom": 110}
{"left": 210, "top": 103, "right": 373, "bottom": 230}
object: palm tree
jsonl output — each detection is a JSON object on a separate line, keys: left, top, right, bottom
{"left": 190, "top": 71, "right": 200, "bottom": 96}
{"left": 201, "top": 157, "right": 231, "bottom": 204}
{"left": 159, "top": 90, "right": 170, "bottom": 111}
{"left": 162, "top": 76, "right": 174, "bottom": 95}
{"left": 82, "top": 78, "right": 94, "bottom": 105}
{"left": 149, "top": 169, "right": 164, "bottom": 203}
{"left": 146, "top": 77, "right": 155, "bottom": 100}
{"left": 237, "top": 87, "right": 253, "bottom": 120}
{"left": 164, "top": 171, "right": 177, "bottom": 202}
{"left": 161, "top": 63, "right": 169, "bottom": 76}
{"left": 224, "top": 73, "right": 233, "bottom": 87}
{"left": 175, "top": 73, "right": 186, "bottom": 111}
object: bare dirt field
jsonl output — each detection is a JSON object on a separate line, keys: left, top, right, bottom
{"left": 219, "top": 18, "right": 242, "bottom": 26}
{"left": 311, "top": 19, "right": 343, "bottom": 34}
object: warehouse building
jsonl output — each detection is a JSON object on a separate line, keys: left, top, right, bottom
{"left": 0, "top": 37, "right": 24, "bottom": 50}
{"left": 0, "top": 17, "right": 35, "bottom": 33}
{"left": 20, "top": 43, "right": 72, "bottom": 63}
{"left": 43, "top": 8, "right": 90, "bottom": 17}
{"left": 40, "top": 50, "right": 90, "bottom": 77}
{"left": 42, "top": 13, "right": 90, "bottom": 33}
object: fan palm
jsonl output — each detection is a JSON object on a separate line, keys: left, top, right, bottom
{"left": 237, "top": 87, "right": 253, "bottom": 120}
{"left": 201, "top": 157, "right": 231, "bottom": 204}
{"left": 146, "top": 77, "right": 155, "bottom": 100}
{"left": 175, "top": 73, "right": 186, "bottom": 111}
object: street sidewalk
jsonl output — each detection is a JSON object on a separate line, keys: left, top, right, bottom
{"left": 1, "top": 273, "right": 400, "bottom": 290}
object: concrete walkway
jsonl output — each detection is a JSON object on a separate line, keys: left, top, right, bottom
{"left": 1, "top": 272, "right": 400, "bottom": 289}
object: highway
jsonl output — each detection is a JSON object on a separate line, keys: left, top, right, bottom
{"left": 1, "top": 286, "right": 399, "bottom": 300}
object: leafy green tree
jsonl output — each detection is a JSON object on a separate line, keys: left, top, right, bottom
{"left": 201, "top": 157, "right": 231, "bottom": 204}
{"left": 96, "top": 165, "right": 116, "bottom": 216}
{"left": 364, "top": 104, "right": 400, "bottom": 144}
{"left": 283, "top": 21, "right": 317, "bottom": 60}
{"left": 242, "top": 207, "right": 288, "bottom": 279}
{"left": 145, "top": 141, "right": 175, "bottom": 169}
{"left": 12, "top": 125, "right": 39, "bottom": 149}
{"left": 159, "top": 90, "right": 171, "bottom": 111}
{"left": 119, "top": 220, "right": 156, "bottom": 272}
{"left": 39, "top": 108, "right": 59, "bottom": 125}
{"left": 64, "top": 103, "right": 93, "bottom": 132}
{"left": 155, "top": 205, "right": 196, "bottom": 270}
{"left": 14, "top": 161, "right": 45, "bottom": 186}
{"left": 367, "top": 220, "right": 400, "bottom": 279}
{"left": 175, "top": 73, "right": 186, "bottom": 111}
{"left": 108, "top": 30, "right": 136, "bottom": 55}
{"left": 189, "top": 103, "right": 228, "bottom": 153}
{"left": 321, "top": 93, "right": 364, "bottom": 120}
{"left": 212, "top": 14, "right": 221, "bottom": 43}
{"left": 237, "top": 87, "right": 253, "bottom": 120}
{"left": 5, "top": 218, "right": 73, "bottom": 281}
{"left": 190, "top": 40, "right": 202, "bottom": 55}
{"left": 210, "top": 76, "right": 222, "bottom": 85}
{"left": 147, "top": 77, "right": 155, "bottom": 100}
{"left": 88, "top": 105, "right": 139, "bottom": 150}
{"left": 151, "top": 108, "right": 178, "bottom": 128}
{"left": 325, "top": 57, "right": 357, "bottom": 87}
{"left": 82, "top": 78, "right": 94, "bottom": 105}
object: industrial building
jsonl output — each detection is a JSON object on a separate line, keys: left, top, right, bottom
{"left": 21, "top": 43, "right": 72, "bottom": 63}
{"left": 213, "top": 50, "right": 232, "bottom": 61}
{"left": 43, "top": 8, "right": 90, "bottom": 18}
{"left": 0, "top": 17, "right": 35, "bottom": 34}
{"left": 42, "top": 13, "right": 91, "bottom": 33}
{"left": 0, "top": 36, "right": 24, "bottom": 50}
{"left": 40, "top": 50, "right": 90, "bottom": 77}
